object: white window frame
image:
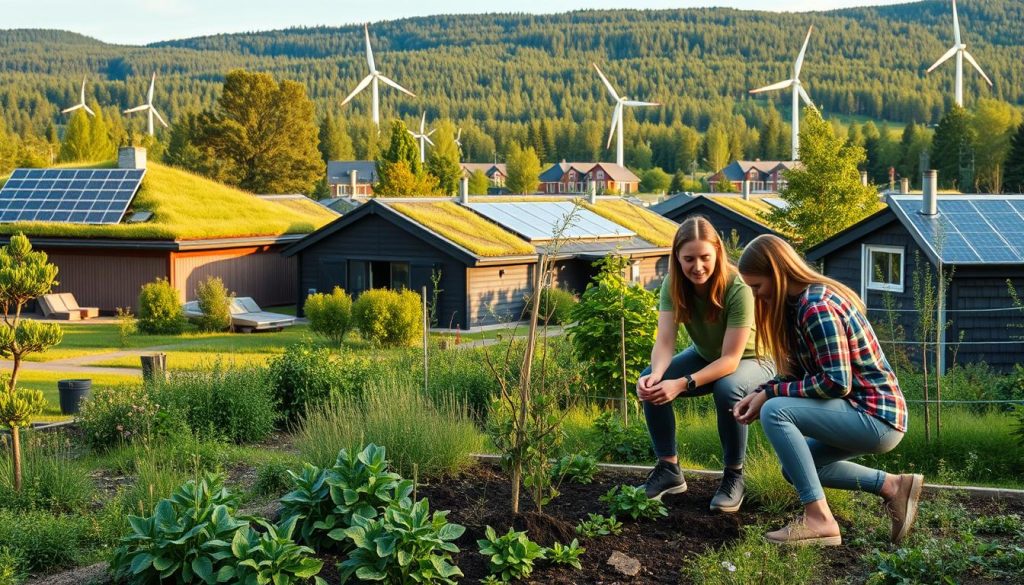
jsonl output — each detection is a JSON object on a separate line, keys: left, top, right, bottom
{"left": 863, "top": 245, "right": 905, "bottom": 294}
{"left": 630, "top": 261, "right": 642, "bottom": 283}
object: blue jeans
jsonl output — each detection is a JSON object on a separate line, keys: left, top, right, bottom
{"left": 760, "top": 397, "right": 905, "bottom": 504}
{"left": 640, "top": 347, "right": 775, "bottom": 467}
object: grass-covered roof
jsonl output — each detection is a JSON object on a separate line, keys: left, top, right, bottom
{"left": 388, "top": 201, "right": 536, "bottom": 257}
{"left": 0, "top": 162, "right": 334, "bottom": 241}
{"left": 580, "top": 199, "right": 677, "bottom": 247}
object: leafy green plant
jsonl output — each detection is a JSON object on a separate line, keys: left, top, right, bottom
{"left": 0, "top": 431, "right": 94, "bottom": 513}
{"left": 574, "top": 513, "right": 623, "bottom": 538}
{"left": 868, "top": 535, "right": 976, "bottom": 585}
{"left": 0, "top": 546, "right": 25, "bottom": 585}
{"left": 0, "top": 508, "right": 93, "bottom": 572}
{"left": 195, "top": 276, "right": 232, "bottom": 333}
{"left": 138, "top": 277, "right": 187, "bottom": 335}
{"left": 267, "top": 341, "right": 359, "bottom": 426}
{"left": 303, "top": 286, "right": 353, "bottom": 346}
{"left": 279, "top": 463, "right": 334, "bottom": 549}
{"left": 226, "top": 517, "right": 325, "bottom": 585}
{"left": 117, "top": 307, "right": 137, "bottom": 347}
{"left": 550, "top": 452, "right": 598, "bottom": 485}
{"left": 352, "top": 288, "right": 423, "bottom": 347}
{"left": 547, "top": 539, "right": 585, "bottom": 570}
{"left": 568, "top": 254, "right": 657, "bottom": 399}
{"left": 590, "top": 410, "right": 653, "bottom": 463}
{"left": 110, "top": 473, "right": 246, "bottom": 585}
{"left": 477, "top": 526, "right": 546, "bottom": 582}
{"left": 338, "top": 497, "right": 464, "bottom": 584}
{"left": 972, "top": 514, "right": 1024, "bottom": 536}
{"left": 252, "top": 461, "right": 295, "bottom": 498}
{"left": 682, "top": 525, "right": 820, "bottom": 585}
{"left": 600, "top": 485, "right": 668, "bottom": 520}
{"left": 527, "top": 287, "right": 577, "bottom": 326}
{"left": 77, "top": 384, "right": 181, "bottom": 450}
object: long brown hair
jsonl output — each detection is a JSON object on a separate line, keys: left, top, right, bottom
{"left": 737, "top": 234, "right": 865, "bottom": 376}
{"left": 669, "top": 216, "right": 732, "bottom": 324}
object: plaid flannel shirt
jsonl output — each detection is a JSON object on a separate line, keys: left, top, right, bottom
{"left": 762, "top": 284, "right": 907, "bottom": 432}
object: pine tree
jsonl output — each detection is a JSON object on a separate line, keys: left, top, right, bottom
{"left": 318, "top": 112, "right": 354, "bottom": 162}
{"left": 0, "top": 118, "right": 16, "bottom": 175}
{"left": 376, "top": 120, "right": 440, "bottom": 196}
{"left": 505, "top": 143, "right": 541, "bottom": 194}
{"left": 426, "top": 121, "right": 462, "bottom": 195}
{"left": 770, "top": 108, "right": 879, "bottom": 249}
{"left": 930, "top": 106, "right": 975, "bottom": 191}
{"left": 1004, "top": 123, "right": 1024, "bottom": 194}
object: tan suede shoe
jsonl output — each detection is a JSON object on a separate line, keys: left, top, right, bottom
{"left": 764, "top": 517, "right": 842, "bottom": 547}
{"left": 884, "top": 473, "right": 924, "bottom": 545}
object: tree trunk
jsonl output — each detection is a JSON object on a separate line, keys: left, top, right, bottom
{"left": 511, "top": 463, "right": 521, "bottom": 515}
{"left": 11, "top": 426, "right": 21, "bottom": 492}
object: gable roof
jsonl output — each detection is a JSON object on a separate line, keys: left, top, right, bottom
{"left": 255, "top": 194, "right": 339, "bottom": 221}
{"left": 717, "top": 160, "right": 799, "bottom": 182}
{"left": 461, "top": 163, "right": 507, "bottom": 178}
{"left": 327, "top": 160, "right": 378, "bottom": 184}
{"left": 539, "top": 162, "right": 640, "bottom": 184}
{"left": 654, "top": 194, "right": 781, "bottom": 233}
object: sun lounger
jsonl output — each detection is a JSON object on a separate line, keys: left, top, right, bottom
{"left": 37, "top": 294, "right": 80, "bottom": 321}
{"left": 182, "top": 297, "right": 295, "bottom": 332}
{"left": 58, "top": 293, "right": 100, "bottom": 319}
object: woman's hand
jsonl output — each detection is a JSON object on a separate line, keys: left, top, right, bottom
{"left": 642, "top": 378, "right": 685, "bottom": 405}
{"left": 636, "top": 373, "right": 661, "bottom": 400}
{"left": 733, "top": 391, "right": 768, "bottom": 425}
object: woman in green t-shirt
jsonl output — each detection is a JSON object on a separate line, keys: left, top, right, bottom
{"left": 636, "top": 216, "right": 774, "bottom": 511}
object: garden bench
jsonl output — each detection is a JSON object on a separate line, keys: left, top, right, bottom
{"left": 36, "top": 293, "right": 80, "bottom": 320}
{"left": 58, "top": 293, "right": 100, "bottom": 319}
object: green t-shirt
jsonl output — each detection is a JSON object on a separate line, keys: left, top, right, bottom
{"left": 658, "top": 273, "right": 757, "bottom": 361}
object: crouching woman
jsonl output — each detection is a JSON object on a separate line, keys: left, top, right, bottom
{"left": 733, "top": 234, "right": 922, "bottom": 546}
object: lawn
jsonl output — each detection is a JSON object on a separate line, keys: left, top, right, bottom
{"left": 19, "top": 370, "right": 138, "bottom": 421}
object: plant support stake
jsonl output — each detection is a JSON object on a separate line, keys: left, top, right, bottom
{"left": 423, "top": 285, "right": 429, "bottom": 394}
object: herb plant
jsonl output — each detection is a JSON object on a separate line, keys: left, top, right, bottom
{"left": 477, "top": 526, "right": 546, "bottom": 582}
{"left": 600, "top": 485, "right": 668, "bottom": 520}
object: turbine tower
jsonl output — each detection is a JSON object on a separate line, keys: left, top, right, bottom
{"left": 593, "top": 63, "right": 659, "bottom": 167}
{"left": 341, "top": 24, "right": 416, "bottom": 127}
{"left": 61, "top": 77, "right": 95, "bottom": 116}
{"left": 123, "top": 73, "right": 168, "bottom": 136}
{"left": 926, "top": 0, "right": 992, "bottom": 107}
{"left": 408, "top": 112, "right": 435, "bottom": 163}
{"left": 749, "top": 26, "right": 815, "bottom": 161}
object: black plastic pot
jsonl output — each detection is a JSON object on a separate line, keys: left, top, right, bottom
{"left": 57, "top": 379, "right": 92, "bottom": 415}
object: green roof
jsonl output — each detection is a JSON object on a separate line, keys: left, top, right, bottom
{"left": 388, "top": 201, "right": 536, "bottom": 257}
{"left": 580, "top": 199, "right": 677, "bottom": 247}
{"left": 0, "top": 162, "right": 334, "bottom": 241}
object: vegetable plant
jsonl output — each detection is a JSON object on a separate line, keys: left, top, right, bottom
{"left": 550, "top": 452, "right": 598, "bottom": 484}
{"left": 547, "top": 539, "right": 585, "bottom": 570}
{"left": 477, "top": 526, "right": 546, "bottom": 582}
{"left": 600, "top": 485, "right": 668, "bottom": 520}
{"left": 228, "top": 517, "right": 325, "bottom": 585}
{"left": 574, "top": 513, "right": 623, "bottom": 538}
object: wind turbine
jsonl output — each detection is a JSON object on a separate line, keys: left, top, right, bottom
{"left": 123, "top": 73, "right": 168, "bottom": 136}
{"left": 454, "top": 128, "right": 463, "bottom": 149}
{"left": 593, "top": 63, "right": 659, "bottom": 167}
{"left": 926, "top": 0, "right": 992, "bottom": 108}
{"left": 408, "top": 112, "right": 435, "bottom": 163}
{"left": 749, "top": 26, "right": 815, "bottom": 161}
{"left": 341, "top": 24, "right": 416, "bottom": 127}
{"left": 61, "top": 77, "right": 95, "bottom": 116}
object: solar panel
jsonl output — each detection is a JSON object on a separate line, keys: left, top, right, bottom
{"left": 466, "top": 202, "right": 635, "bottom": 242}
{"left": 763, "top": 197, "right": 790, "bottom": 210}
{"left": 0, "top": 168, "right": 145, "bottom": 225}
{"left": 893, "top": 196, "right": 1024, "bottom": 264}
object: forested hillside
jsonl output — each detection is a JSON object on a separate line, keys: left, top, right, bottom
{"left": 0, "top": 0, "right": 1022, "bottom": 169}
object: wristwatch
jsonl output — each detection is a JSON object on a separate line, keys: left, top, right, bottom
{"left": 684, "top": 376, "right": 697, "bottom": 392}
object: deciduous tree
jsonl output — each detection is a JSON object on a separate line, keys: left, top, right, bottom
{"left": 505, "top": 143, "right": 541, "bottom": 194}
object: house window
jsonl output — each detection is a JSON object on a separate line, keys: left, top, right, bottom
{"left": 631, "top": 261, "right": 642, "bottom": 283}
{"left": 349, "top": 260, "right": 411, "bottom": 296}
{"left": 863, "top": 245, "right": 904, "bottom": 293}
{"left": 597, "top": 170, "right": 605, "bottom": 180}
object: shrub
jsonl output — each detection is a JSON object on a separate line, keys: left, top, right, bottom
{"left": 352, "top": 288, "right": 423, "bottom": 347}
{"left": 590, "top": 410, "right": 653, "bottom": 463}
{"left": 428, "top": 345, "right": 500, "bottom": 420}
{"left": 477, "top": 526, "right": 546, "bottom": 582}
{"left": 116, "top": 307, "right": 136, "bottom": 347}
{"left": 0, "top": 431, "right": 94, "bottom": 513}
{"left": 547, "top": 539, "right": 585, "bottom": 570}
{"left": 550, "top": 452, "right": 598, "bottom": 485}
{"left": 574, "top": 513, "right": 622, "bottom": 538}
{"left": 137, "top": 277, "right": 186, "bottom": 335}
{"left": 294, "top": 371, "right": 481, "bottom": 478}
{"left": 194, "top": 276, "right": 232, "bottom": 332}
{"left": 568, "top": 255, "right": 658, "bottom": 398}
{"left": 253, "top": 461, "right": 295, "bottom": 498}
{"left": 339, "top": 497, "right": 464, "bottom": 584}
{"left": 267, "top": 341, "right": 370, "bottom": 426}
{"left": 151, "top": 362, "right": 278, "bottom": 443}
{"left": 527, "top": 287, "right": 577, "bottom": 326}
{"left": 0, "top": 508, "right": 93, "bottom": 571}
{"left": 76, "top": 384, "right": 180, "bottom": 450}
{"left": 304, "top": 287, "right": 353, "bottom": 345}
{"left": 600, "top": 485, "right": 668, "bottom": 520}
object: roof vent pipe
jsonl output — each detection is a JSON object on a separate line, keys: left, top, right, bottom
{"left": 741, "top": 180, "right": 751, "bottom": 201}
{"left": 588, "top": 181, "right": 597, "bottom": 204}
{"left": 118, "top": 146, "right": 146, "bottom": 170}
{"left": 459, "top": 177, "right": 469, "bottom": 203}
{"left": 900, "top": 177, "right": 910, "bottom": 195}
{"left": 921, "top": 170, "right": 938, "bottom": 216}
{"left": 350, "top": 169, "right": 358, "bottom": 196}
{"left": 860, "top": 170, "right": 868, "bottom": 187}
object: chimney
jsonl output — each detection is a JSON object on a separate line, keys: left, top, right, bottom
{"left": 900, "top": 178, "right": 910, "bottom": 194}
{"left": 118, "top": 146, "right": 146, "bottom": 170}
{"left": 741, "top": 180, "right": 751, "bottom": 201}
{"left": 349, "top": 169, "right": 358, "bottom": 196}
{"left": 588, "top": 181, "right": 597, "bottom": 204}
{"left": 860, "top": 170, "right": 869, "bottom": 187}
{"left": 921, "top": 170, "right": 938, "bottom": 216}
{"left": 459, "top": 177, "right": 469, "bottom": 203}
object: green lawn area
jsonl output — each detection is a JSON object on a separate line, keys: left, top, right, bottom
{"left": 18, "top": 370, "right": 138, "bottom": 422}
{"left": 91, "top": 351, "right": 279, "bottom": 371}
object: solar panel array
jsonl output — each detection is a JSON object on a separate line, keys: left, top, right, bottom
{"left": 0, "top": 168, "right": 146, "bottom": 225}
{"left": 763, "top": 197, "right": 790, "bottom": 210}
{"left": 893, "top": 197, "right": 1024, "bottom": 264}
{"left": 466, "top": 202, "right": 635, "bottom": 242}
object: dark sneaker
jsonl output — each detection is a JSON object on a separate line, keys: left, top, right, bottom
{"left": 710, "top": 468, "right": 746, "bottom": 513}
{"left": 642, "top": 460, "right": 687, "bottom": 500}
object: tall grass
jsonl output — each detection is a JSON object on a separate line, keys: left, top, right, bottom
{"left": 0, "top": 431, "right": 94, "bottom": 513}
{"left": 294, "top": 370, "right": 483, "bottom": 478}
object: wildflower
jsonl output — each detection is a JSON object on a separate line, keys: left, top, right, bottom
{"left": 721, "top": 561, "right": 736, "bottom": 572}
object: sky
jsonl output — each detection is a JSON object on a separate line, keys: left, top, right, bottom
{"left": 1, "top": 0, "right": 912, "bottom": 45}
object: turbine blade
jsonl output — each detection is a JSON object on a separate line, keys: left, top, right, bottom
{"left": 798, "top": 85, "right": 815, "bottom": 108}
{"left": 622, "top": 100, "right": 660, "bottom": 107}
{"left": 148, "top": 72, "right": 155, "bottom": 104}
{"left": 378, "top": 74, "right": 416, "bottom": 97}
{"left": 341, "top": 75, "right": 374, "bottom": 106}
{"left": 794, "top": 26, "right": 813, "bottom": 78}
{"left": 153, "top": 108, "right": 169, "bottom": 128}
{"left": 61, "top": 104, "right": 83, "bottom": 114}
{"left": 84, "top": 104, "right": 95, "bottom": 116}
{"left": 963, "top": 50, "right": 993, "bottom": 86}
{"left": 926, "top": 45, "right": 958, "bottom": 73}
{"left": 408, "top": 130, "right": 417, "bottom": 137}
{"left": 80, "top": 77, "right": 87, "bottom": 102}
{"left": 365, "top": 24, "right": 376, "bottom": 73}
{"left": 419, "top": 111, "right": 426, "bottom": 133}
{"left": 426, "top": 129, "right": 435, "bottom": 137}
{"left": 952, "top": 0, "right": 961, "bottom": 46}
{"left": 592, "top": 63, "right": 620, "bottom": 101}
{"left": 749, "top": 79, "right": 794, "bottom": 94}
{"left": 606, "top": 103, "right": 622, "bottom": 149}
{"left": 124, "top": 104, "right": 150, "bottom": 113}
{"left": 424, "top": 136, "right": 435, "bottom": 146}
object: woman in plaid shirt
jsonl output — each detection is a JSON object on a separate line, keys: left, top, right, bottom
{"left": 733, "top": 235, "right": 922, "bottom": 547}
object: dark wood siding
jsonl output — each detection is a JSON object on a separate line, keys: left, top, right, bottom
{"left": 663, "top": 205, "right": 769, "bottom": 246}
{"left": 467, "top": 264, "right": 534, "bottom": 327}
{"left": 636, "top": 255, "right": 670, "bottom": 289}
{"left": 172, "top": 247, "right": 296, "bottom": 307}
{"left": 45, "top": 249, "right": 169, "bottom": 314}
{"left": 295, "top": 213, "right": 468, "bottom": 328}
